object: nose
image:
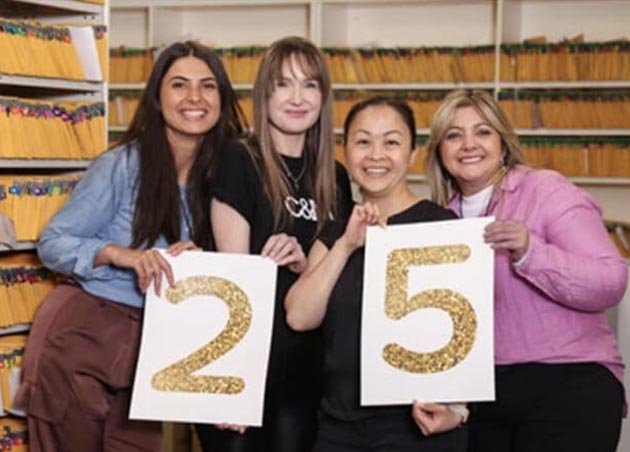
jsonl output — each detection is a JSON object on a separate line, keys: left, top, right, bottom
{"left": 188, "top": 84, "right": 201, "bottom": 102}
{"left": 290, "top": 84, "right": 303, "bottom": 105}
{"left": 462, "top": 130, "right": 477, "bottom": 150}
{"left": 367, "top": 141, "right": 385, "bottom": 159}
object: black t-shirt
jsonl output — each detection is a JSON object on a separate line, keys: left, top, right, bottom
{"left": 318, "top": 200, "right": 457, "bottom": 421}
{"left": 213, "top": 140, "right": 353, "bottom": 386}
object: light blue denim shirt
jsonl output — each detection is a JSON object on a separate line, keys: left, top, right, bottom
{"left": 38, "top": 143, "right": 192, "bottom": 308}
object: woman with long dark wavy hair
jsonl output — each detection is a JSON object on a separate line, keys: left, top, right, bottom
{"left": 15, "top": 41, "right": 247, "bottom": 452}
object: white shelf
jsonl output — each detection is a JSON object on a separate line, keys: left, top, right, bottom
{"left": 110, "top": 82, "right": 147, "bottom": 90}
{"left": 109, "top": 125, "right": 128, "bottom": 132}
{"left": 0, "top": 74, "right": 103, "bottom": 92}
{"left": 0, "top": 242, "right": 37, "bottom": 252}
{"left": 0, "top": 323, "right": 30, "bottom": 336}
{"left": 111, "top": 0, "right": 309, "bottom": 6}
{"left": 0, "top": 160, "right": 92, "bottom": 169}
{"left": 3, "top": 0, "right": 101, "bottom": 14}
{"left": 406, "top": 174, "right": 630, "bottom": 187}
{"left": 516, "top": 129, "right": 630, "bottom": 137}
{"left": 500, "top": 81, "right": 630, "bottom": 90}
{"left": 569, "top": 177, "right": 630, "bottom": 186}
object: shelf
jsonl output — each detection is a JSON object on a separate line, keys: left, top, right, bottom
{"left": 0, "top": 74, "right": 103, "bottom": 92}
{"left": 516, "top": 129, "right": 630, "bottom": 137}
{"left": 333, "top": 82, "right": 494, "bottom": 91}
{"left": 109, "top": 125, "right": 128, "bottom": 133}
{"left": 405, "top": 175, "right": 630, "bottom": 187}
{"left": 500, "top": 81, "right": 630, "bottom": 90}
{"left": 0, "top": 242, "right": 37, "bottom": 252}
{"left": 110, "top": 83, "right": 147, "bottom": 91}
{"left": 111, "top": 0, "right": 310, "bottom": 7}
{"left": 1, "top": 0, "right": 102, "bottom": 16}
{"left": 0, "top": 160, "right": 92, "bottom": 169}
{"left": 569, "top": 177, "right": 630, "bottom": 186}
{"left": 0, "top": 323, "right": 30, "bottom": 336}
{"left": 109, "top": 82, "right": 497, "bottom": 91}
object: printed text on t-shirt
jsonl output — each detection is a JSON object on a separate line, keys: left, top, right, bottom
{"left": 284, "top": 195, "right": 317, "bottom": 222}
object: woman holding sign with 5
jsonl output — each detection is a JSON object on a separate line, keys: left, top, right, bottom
{"left": 425, "top": 89, "right": 627, "bottom": 452}
{"left": 285, "top": 96, "right": 468, "bottom": 452}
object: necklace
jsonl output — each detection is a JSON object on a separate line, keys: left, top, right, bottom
{"left": 278, "top": 155, "right": 307, "bottom": 192}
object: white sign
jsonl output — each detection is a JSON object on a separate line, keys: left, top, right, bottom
{"left": 130, "top": 251, "right": 277, "bottom": 426}
{"left": 361, "top": 217, "right": 495, "bottom": 405}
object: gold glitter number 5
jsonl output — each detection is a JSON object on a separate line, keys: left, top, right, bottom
{"left": 382, "top": 245, "right": 477, "bottom": 374}
{"left": 151, "top": 275, "right": 252, "bottom": 394}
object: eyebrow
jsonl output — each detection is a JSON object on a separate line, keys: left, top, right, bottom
{"left": 447, "top": 121, "right": 490, "bottom": 129}
{"left": 353, "top": 128, "right": 404, "bottom": 136}
{"left": 168, "top": 75, "right": 217, "bottom": 82}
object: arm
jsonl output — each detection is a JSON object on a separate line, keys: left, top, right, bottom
{"left": 286, "top": 203, "right": 381, "bottom": 331}
{"left": 211, "top": 198, "right": 250, "bottom": 253}
{"left": 38, "top": 150, "right": 124, "bottom": 281}
{"left": 488, "top": 173, "right": 627, "bottom": 311}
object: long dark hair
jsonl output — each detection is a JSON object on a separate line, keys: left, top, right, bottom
{"left": 119, "top": 41, "right": 248, "bottom": 249}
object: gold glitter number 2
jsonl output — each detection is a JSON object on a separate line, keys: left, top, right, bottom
{"left": 382, "top": 245, "right": 477, "bottom": 374}
{"left": 151, "top": 276, "right": 252, "bottom": 395}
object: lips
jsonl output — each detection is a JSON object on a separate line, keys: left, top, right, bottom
{"left": 460, "top": 156, "right": 484, "bottom": 164}
{"left": 285, "top": 109, "right": 308, "bottom": 118}
{"left": 180, "top": 109, "right": 207, "bottom": 120}
{"left": 364, "top": 167, "right": 389, "bottom": 175}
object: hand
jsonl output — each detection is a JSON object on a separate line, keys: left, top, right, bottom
{"left": 484, "top": 220, "right": 529, "bottom": 262}
{"left": 411, "top": 401, "right": 463, "bottom": 436}
{"left": 166, "top": 240, "right": 201, "bottom": 256}
{"left": 215, "top": 423, "right": 247, "bottom": 434}
{"left": 339, "top": 202, "right": 384, "bottom": 252}
{"left": 105, "top": 245, "right": 175, "bottom": 296}
{"left": 261, "top": 233, "right": 307, "bottom": 274}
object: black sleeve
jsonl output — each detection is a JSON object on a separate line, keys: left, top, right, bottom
{"left": 213, "top": 140, "right": 261, "bottom": 226}
{"left": 318, "top": 208, "right": 353, "bottom": 250}
{"left": 334, "top": 161, "right": 354, "bottom": 221}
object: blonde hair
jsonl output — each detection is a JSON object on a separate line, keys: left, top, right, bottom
{"left": 425, "top": 89, "right": 527, "bottom": 206}
{"left": 250, "top": 36, "right": 336, "bottom": 231}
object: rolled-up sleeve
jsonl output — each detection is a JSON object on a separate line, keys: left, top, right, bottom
{"left": 38, "top": 149, "right": 129, "bottom": 281}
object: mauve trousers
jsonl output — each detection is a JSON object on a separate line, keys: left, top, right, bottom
{"left": 15, "top": 284, "right": 162, "bottom": 452}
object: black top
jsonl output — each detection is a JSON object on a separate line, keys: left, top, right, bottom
{"left": 214, "top": 140, "right": 353, "bottom": 388}
{"left": 318, "top": 199, "right": 457, "bottom": 420}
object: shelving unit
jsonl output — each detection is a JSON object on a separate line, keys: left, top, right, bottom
{"left": 108, "top": 0, "right": 630, "bottom": 184}
{"left": 106, "top": 1, "right": 629, "bottom": 451}
{"left": 0, "top": 2, "right": 108, "bottom": 445}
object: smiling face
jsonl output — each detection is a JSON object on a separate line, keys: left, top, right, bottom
{"left": 159, "top": 55, "right": 221, "bottom": 149}
{"left": 345, "top": 104, "right": 416, "bottom": 203}
{"left": 439, "top": 106, "right": 504, "bottom": 196}
{"left": 267, "top": 54, "right": 322, "bottom": 141}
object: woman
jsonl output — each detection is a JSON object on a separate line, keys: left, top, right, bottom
{"left": 15, "top": 41, "right": 247, "bottom": 452}
{"left": 197, "top": 36, "right": 353, "bottom": 452}
{"left": 285, "top": 96, "right": 468, "bottom": 452}
{"left": 425, "top": 89, "right": 627, "bottom": 452}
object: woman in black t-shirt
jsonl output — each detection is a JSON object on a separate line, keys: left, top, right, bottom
{"left": 285, "top": 96, "right": 468, "bottom": 452}
{"left": 196, "top": 36, "right": 352, "bottom": 452}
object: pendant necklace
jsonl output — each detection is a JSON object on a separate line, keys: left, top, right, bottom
{"left": 278, "top": 155, "right": 307, "bottom": 192}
